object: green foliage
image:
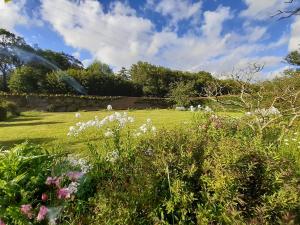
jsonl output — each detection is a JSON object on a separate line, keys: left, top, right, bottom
{"left": 285, "top": 51, "right": 300, "bottom": 66}
{"left": 169, "top": 81, "right": 196, "bottom": 107}
{"left": 9, "top": 66, "right": 45, "bottom": 93}
{"left": 0, "top": 29, "right": 33, "bottom": 91}
{"left": 130, "top": 61, "right": 214, "bottom": 97}
{"left": 0, "top": 143, "right": 58, "bottom": 224}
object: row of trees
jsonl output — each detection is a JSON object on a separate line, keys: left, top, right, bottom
{"left": 0, "top": 28, "right": 240, "bottom": 97}
{"left": 1, "top": 28, "right": 299, "bottom": 98}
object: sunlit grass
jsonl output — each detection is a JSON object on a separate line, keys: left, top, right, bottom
{"left": 0, "top": 109, "right": 243, "bottom": 150}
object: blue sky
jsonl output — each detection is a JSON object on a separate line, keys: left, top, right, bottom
{"left": 0, "top": 0, "right": 299, "bottom": 79}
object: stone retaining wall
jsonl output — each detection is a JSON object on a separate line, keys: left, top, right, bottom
{"left": 0, "top": 94, "right": 171, "bottom": 112}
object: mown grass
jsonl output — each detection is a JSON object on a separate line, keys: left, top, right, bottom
{"left": 0, "top": 110, "right": 242, "bottom": 150}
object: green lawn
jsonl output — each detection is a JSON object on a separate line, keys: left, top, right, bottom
{"left": 0, "top": 110, "right": 242, "bottom": 150}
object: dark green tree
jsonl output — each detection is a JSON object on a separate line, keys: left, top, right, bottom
{"left": 0, "top": 29, "right": 33, "bottom": 91}
{"left": 117, "top": 67, "right": 131, "bottom": 80}
{"left": 285, "top": 51, "right": 300, "bottom": 66}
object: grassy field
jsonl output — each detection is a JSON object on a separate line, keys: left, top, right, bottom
{"left": 0, "top": 110, "right": 191, "bottom": 149}
{"left": 0, "top": 109, "right": 242, "bottom": 150}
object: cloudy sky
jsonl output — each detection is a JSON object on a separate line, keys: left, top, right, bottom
{"left": 0, "top": 0, "right": 299, "bottom": 78}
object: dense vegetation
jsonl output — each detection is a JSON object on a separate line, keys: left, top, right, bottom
{"left": 0, "top": 29, "right": 244, "bottom": 98}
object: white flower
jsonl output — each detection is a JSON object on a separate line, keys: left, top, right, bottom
{"left": 75, "top": 113, "right": 81, "bottom": 118}
{"left": 151, "top": 126, "right": 157, "bottom": 132}
{"left": 106, "top": 151, "right": 119, "bottom": 163}
{"left": 190, "top": 106, "right": 195, "bottom": 112}
{"left": 204, "top": 106, "right": 213, "bottom": 113}
{"left": 68, "top": 182, "right": 79, "bottom": 194}
{"left": 107, "top": 105, "right": 113, "bottom": 111}
{"left": 146, "top": 118, "right": 152, "bottom": 123}
{"left": 104, "top": 129, "right": 114, "bottom": 137}
{"left": 144, "top": 148, "right": 154, "bottom": 156}
{"left": 245, "top": 112, "right": 252, "bottom": 116}
{"left": 197, "top": 105, "right": 202, "bottom": 109}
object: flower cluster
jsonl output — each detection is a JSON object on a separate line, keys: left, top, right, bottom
{"left": 284, "top": 132, "right": 300, "bottom": 148}
{"left": 246, "top": 106, "right": 281, "bottom": 117}
{"left": 75, "top": 112, "right": 81, "bottom": 118}
{"left": 18, "top": 156, "right": 91, "bottom": 223}
{"left": 105, "top": 150, "right": 119, "bottom": 163}
{"left": 135, "top": 119, "right": 157, "bottom": 137}
{"left": 107, "top": 104, "right": 113, "bottom": 111}
{"left": 68, "top": 112, "right": 135, "bottom": 136}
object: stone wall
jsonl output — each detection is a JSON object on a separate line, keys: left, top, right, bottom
{"left": 0, "top": 93, "right": 171, "bottom": 112}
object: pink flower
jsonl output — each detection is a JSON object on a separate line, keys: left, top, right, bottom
{"left": 41, "top": 193, "right": 48, "bottom": 202}
{"left": 57, "top": 188, "right": 71, "bottom": 199}
{"left": 67, "top": 171, "right": 83, "bottom": 181}
{"left": 20, "top": 204, "right": 33, "bottom": 219}
{"left": 0, "top": 219, "right": 5, "bottom": 225}
{"left": 37, "top": 205, "right": 48, "bottom": 222}
{"left": 46, "top": 176, "right": 61, "bottom": 188}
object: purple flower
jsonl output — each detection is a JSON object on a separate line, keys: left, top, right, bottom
{"left": 20, "top": 204, "right": 33, "bottom": 219}
{"left": 67, "top": 171, "right": 83, "bottom": 181}
{"left": 46, "top": 176, "right": 61, "bottom": 188}
{"left": 0, "top": 219, "right": 5, "bottom": 225}
{"left": 57, "top": 188, "right": 71, "bottom": 199}
{"left": 37, "top": 205, "right": 48, "bottom": 222}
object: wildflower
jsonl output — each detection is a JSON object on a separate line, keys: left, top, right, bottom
{"left": 75, "top": 112, "right": 81, "bottom": 118}
{"left": 21, "top": 204, "right": 33, "bottom": 219}
{"left": 57, "top": 188, "right": 71, "bottom": 199}
{"left": 46, "top": 177, "right": 61, "bottom": 188}
{"left": 151, "top": 126, "right": 157, "bottom": 132}
{"left": 292, "top": 138, "right": 297, "bottom": 141}
{"left": 197, "top": 105, "right": 202, "bottom": 109}
{"left": 0, "top": 219, "right": 5, "bottom": 225}
{"left": 190, "top": 106, "right": 196, "bottom": 112}
{"left": 37, "top": 206, "right": 48, "bottom": 222}
{"left": 68, "top": 182, "right": 79, "bottom": 194}
{"left": 41, "top": 193, "right": 48, "bottom": 202}
{"left": 145, "top": 148, "right": 154, "bottom": 156}
{"left": 106, "top": 150, "right": 119, "bottom": 163}
{"left": 107, "top": 105, "right": 113, "bottom": 111}
{"left": 245, "top": 112, "right": 252, "bottom": 116}
{"left": 104, "top": 129, "right": 114, "bottom": 137}
{"left": 67, "top": 171, "right": 84, "bottom": 181}
{"left": 204, "top": 106, "right": 213, "bottom": 113}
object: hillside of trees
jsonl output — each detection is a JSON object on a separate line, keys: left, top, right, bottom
{"left": 0, "top": 29, "right": 245, "bottom": 98}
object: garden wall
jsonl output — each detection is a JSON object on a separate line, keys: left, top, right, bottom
{"left": 0, "top": 93, "right": 171, "bottom": 112}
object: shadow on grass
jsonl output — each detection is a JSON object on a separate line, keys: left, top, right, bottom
{"left": 0, "top": 137, "right": 56, "bottom": 149}
{"left": 0, "top": 121, "right": 64, "bottom": 127}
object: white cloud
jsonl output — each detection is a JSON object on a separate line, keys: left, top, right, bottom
{"left": 289, "top": 17, "right": 300, "bottom": 51}
{"left": 148, "top": 0, "right": 202, "bottom": 25}
{"left": 0, "top": 0, "right": 28, "bottom": 31}
{"left": 240, "top": 0, "right": 286, "bottom": 20}
{"left": 38, "top": 0, "right": 285, "bottom": 78}
{"left": 201, "top": 6, "right": 232, "bottom": 38}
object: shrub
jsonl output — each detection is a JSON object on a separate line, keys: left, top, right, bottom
{"left": 2, "top": 101, "right": 20, "bottom": 116}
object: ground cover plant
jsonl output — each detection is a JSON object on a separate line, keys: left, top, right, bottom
{"left": 0, "top": 104, "right": 299, "bottom": 224}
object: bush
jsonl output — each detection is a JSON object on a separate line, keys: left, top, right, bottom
{"left": 2, "top": 101, "right": 20, "bottom": 116}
